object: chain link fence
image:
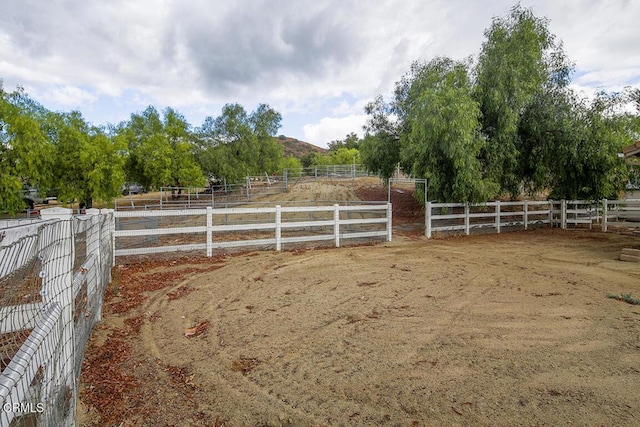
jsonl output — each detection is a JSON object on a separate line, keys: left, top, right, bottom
{"left": 0, "top": 208, "right": 113, "bottom": 427}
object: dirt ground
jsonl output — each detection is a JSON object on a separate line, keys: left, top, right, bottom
{"left": 77, "top": 182, "right": 640, "bottom": 427}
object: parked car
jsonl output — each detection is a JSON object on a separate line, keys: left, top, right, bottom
{"left": 22, "top": 186, "right": 56, "bottom": 210}
{"left": 122, "top": 183, "right": 145, "bottom": 196}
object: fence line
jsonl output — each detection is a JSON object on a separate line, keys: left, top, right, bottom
{"left": 116, "top": 167, "right": 376, "bottom": 211}
{"left": 284, "top": 165, "right": 372, "bottom": 182}
{"left": 425, "top": 199, "right": 640, "bottom": 238}
{"left": 114, "top": 203, "right": 392, "bottom": 257}
{"left": 1, "top": 196, "right": 636, "bottom": 425}
{"left": 603, "top": 199, "right": 640, "bottom": 232}
{"left": 0, "top": 208, "right": 113, "bottom": 427}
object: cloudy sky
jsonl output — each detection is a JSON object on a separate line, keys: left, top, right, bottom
{"left": 1, "top": 0, "right": 638, "bottom": 148}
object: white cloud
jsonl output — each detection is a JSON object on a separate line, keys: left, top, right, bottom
{"left": 0, "top": 0, "right": 637, "bottom": 139}
{"left": 45, "top": 85, "right": 98, "bottom": 107}
{"left": 303, "top": 114, "right": 368, "bottom": 148}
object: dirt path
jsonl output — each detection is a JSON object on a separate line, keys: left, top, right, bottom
{"left": 78, "top": 228, "right": 640, "bottom": 426}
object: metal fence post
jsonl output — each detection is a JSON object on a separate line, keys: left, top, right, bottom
{"left": 602, "top": 199, "right": 608, "bottom": 232}
{"left": 561, "top": 199, "right": 567, "bottom": 229}
{"left": 524, "top": 200, "right": 528, "bottom": 230}
{"left": 495, "top": 201, "right": 501, "bottom": 233}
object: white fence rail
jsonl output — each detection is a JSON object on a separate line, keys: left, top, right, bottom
{"left": 425, "top": 199, "right": 637, "bottom": 238}
{"left": 603, "top": 199, "right": 640, "bottom": 232}
{"left": 0, "top": 208, "right": 113, "bottom": 427}
{"left": 114, "top": 203, "right": 392, "bottom": 257}
{"left": 426, "top": 200, "right": 553, "bottom": 238}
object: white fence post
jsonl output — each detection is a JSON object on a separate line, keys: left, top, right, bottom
{"left": 602, "top": 199, "right": 608, "bottom": 232}
{"left": 334, "top": 204, "right": 340, "bottom": 248}
{"left": 561, "top": 199, "right": 567, "bottom": 229}
{"left": 524, "top": 200, "right": 528, "bottom": 230}
{"left": 495, "top": 201, "right": 501, "bottom": 233}
{"left": 387, "top": 203, "right": 393, "bottom": 242}
{"left": 275, "top": 205, "right": 282, "bottom": 251}
{"left": 464, "top": 203, "right": 470, "bottom": 235}
{"left": 38, "top": 207, "right": 76, "bottom": 423}
{"left": 206, "top": 207, "right": 213, "bottom": 257}
{"left": 426, "top": 201, "right": 432, "bottom": 238}
{"left": 548, "top": 200, "right": 554, "bottom": 227}
{"left": 85, "top": 209, "right": 102, "bottom": 322}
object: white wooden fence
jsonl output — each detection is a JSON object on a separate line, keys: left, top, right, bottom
{"left": 426, "top": 199, "right": 639, "bottom": 238}
{"left": 603, "top": 199, "right": 640, "bottom": 232}
{"left": 114, "top": 203, "right": 392, "bottom": 257}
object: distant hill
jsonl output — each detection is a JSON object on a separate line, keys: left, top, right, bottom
{"left": 275, "top": 136, "right": 327, "bottom": 159}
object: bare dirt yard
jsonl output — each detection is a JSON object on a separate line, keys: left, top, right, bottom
{"left": 78, "top": 182, "right": 640, "bottom": 427}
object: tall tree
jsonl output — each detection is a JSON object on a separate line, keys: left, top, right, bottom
{"left": 396, "top": 58, "right": 496, "bottom": 202}
{"left": 196, "top": 103, "right": 283, "bottom": 183}
{"left": 49, "top": 111, "right": 126, "bottom": 208}
{"left": 359, "top": 95, "right": 400, "bottom": 181}
{"left": 121, "top": 106, "right": 204, "bottom": 190}
{"left": 163, "top": 107, "right": 206, "bottom": 189}
{"left": 474, "top": 4, "right": 571, "bottom": 196}
{"left": 0, "top": 84, "right": 54, "bottom": 213}
{"left": 328, "top": 132, "right": 360, "bottom": 151}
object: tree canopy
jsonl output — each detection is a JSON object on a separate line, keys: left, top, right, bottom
{"left": 195, "top": 103, "right": 284, "bottom": 183}
{"left": 0, "top": 85, "right": 291, "bottom": 214}
{"left": 360, "top": 4, "right": 637, "bottom": 202}
{"left": 0, "top": 84, "right": 54, "bottom": 213}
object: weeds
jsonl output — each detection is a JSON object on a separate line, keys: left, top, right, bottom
{"left": 606, "top": 293, "right": 640, "bottom": 305}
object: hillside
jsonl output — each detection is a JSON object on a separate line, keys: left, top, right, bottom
{"left": 275, "top": 136, "right": 327, "bottom": 159}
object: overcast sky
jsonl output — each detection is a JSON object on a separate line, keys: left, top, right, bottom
{"left": 1, "top": 0, "right": 638, "bottom": 148}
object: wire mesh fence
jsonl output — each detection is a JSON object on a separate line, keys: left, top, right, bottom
{"left": 284, "top": 165, "right": 373, "bottom": 183}
{"left": 0, "top": 208, "right": 113, "bottom": 427}
{"left": 114, "top": 176, "right": 289, "bottom": 211}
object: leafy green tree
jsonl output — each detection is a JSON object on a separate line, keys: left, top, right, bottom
{"left": 121, "top": 106, "right": 204, "bottom": 190}
{"left": 328, "top": 132, "right": 360, "bottom": 151}
{"left": 474, "top": 4, "right": 571, "bottom": 196}
{"left": 0, "top": 84, "right": 54, "bottom": 213}
{"left": 120, "top": 106, "right": 171, "bottom": 189}
{"left": 300, "top": 152, "right": 317, "bottom": 168}
{"left": 396, "top": 58, "right": 496, "bottom": 202}
{"left": 49, "top": 111, "right": 126, "bottom": 208}
{"left": 163, "top": 107, "right": 206, "bottom": 189}
{"left": 359, "top": 95, "right": 400, "bottom": 181}
{"left": 329, "top": 147, "right": 359, "bottom": 165}
{"left": 279, "top": 156, "right": 302, "bottom": 173}
{"left": 196, "top": 103, "right": 283, "bottom": 182}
